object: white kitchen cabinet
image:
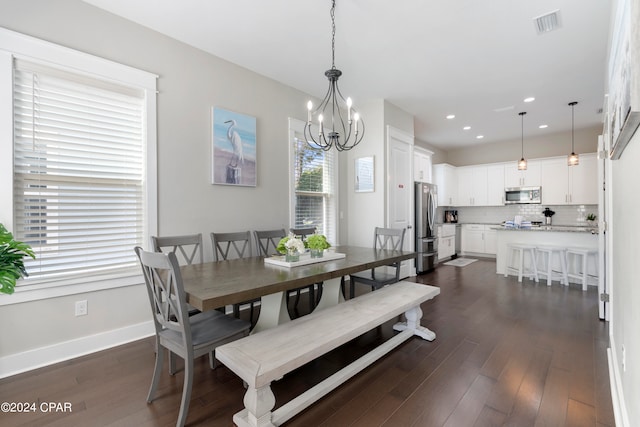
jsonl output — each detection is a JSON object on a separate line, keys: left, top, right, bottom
{"left": 541, "top": 153, "right": 598, "bottom": 205}
{"left": 484, "top": 228, "right": 497, "bottom": 255}
{"left": 504, "top": 160, "right": 541, "bottom": 188}
{"left": 457, "top": 165, "right": 488, "bottom": 206}
{"left": 438, "top": 224, "right": 456, "bottom": 260}
{"left": 486, "top": 164, "right": 505, "bottom": 206}
{"left": 461, "top": 224, "right": 485, "bottom": 253}
{"left": 433, "top": 163, "right": 457, "bottom": 206}
{"left": 570, "top": 153, "right": 598, "bottom": 205}
{"left": 414, "top": 148, "right": 433, "bottom": 183}
{"left": 461, "top": 224, "right": 496, "bottom": 255}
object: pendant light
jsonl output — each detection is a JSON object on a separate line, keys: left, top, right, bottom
{"left": 567, "top": 101, "right": 579, "bottom": 166}
{"left": 303, "top": 0, "right": 364, "bottom": 151}
{"left": 517, "top": 111, "right": 527, "bottom": 170}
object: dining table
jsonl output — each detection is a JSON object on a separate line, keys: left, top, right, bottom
{"left": 180, "top": 245, "right": 417, "bottom": 333}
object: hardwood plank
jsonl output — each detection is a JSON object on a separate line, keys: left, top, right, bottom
{"left": 502, "top": 347, "right": 553, "bottom": 426}
{"left": 566, "top": 398, "right": 597, "bottom": 427}
{"left": 534, "top": 366, "right": 571, "bottom": 427}
{"left": 442, "top": 374, "right": 495, "bottom": 427}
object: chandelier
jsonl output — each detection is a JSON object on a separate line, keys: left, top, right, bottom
{"left": 304, "top": 0, "right": 364, "bottom": 151}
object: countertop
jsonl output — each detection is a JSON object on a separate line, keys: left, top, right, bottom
{"left": 491, "top": 225, "right": 598, "bottom": 234}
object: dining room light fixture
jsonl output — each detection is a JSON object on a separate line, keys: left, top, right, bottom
{"left": 567, "top": 101, "right": 579, "bottom": 166}
{"left": 304, "top": 0, "right": 364, "bottom": 151}
{"left": 518, "top": 112, "right": 528, "bottom": 170}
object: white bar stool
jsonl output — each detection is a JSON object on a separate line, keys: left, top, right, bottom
{"left": 566, "top": 247, "right": 598, "bottom": 291}
{"left": 505, "top": 244, "right": 539, "bottom": 283}
{"left": 535, "top": 246, "right": 569, "bottom": 286}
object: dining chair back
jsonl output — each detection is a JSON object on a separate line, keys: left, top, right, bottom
{"left": 134, "top": 247, "right": 250, "bottom": 427}
{"left": 151, "top": 234, "right": 203, "bottom": 265}
{"left": 289, "top": 227, "right": 316, "bottom": 241}
{"left": 254, "top": 229, "right": 287, "bottom": 257}
{"left": 211, "top": 231, "right": 253, "bottom": 260}
{"left": 211, "top": 231, "right": 259, "bottom": 323}
{"left": 349, "top": 227, "right": 407, "bottom": 298}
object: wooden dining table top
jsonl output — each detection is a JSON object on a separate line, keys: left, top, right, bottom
{"left": 180, "top": 245, "right": 416, "bottom": 311}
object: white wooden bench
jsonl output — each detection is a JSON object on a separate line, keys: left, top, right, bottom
{"left": 216, "top": 280, "right": 440, "bottom": 427}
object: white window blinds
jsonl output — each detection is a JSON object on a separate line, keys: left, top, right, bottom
{"left": 13, "top": 60, "right": 146, "bottom": 284}
{"left": 291, "top": 134, "right": 337, "bottom": 244}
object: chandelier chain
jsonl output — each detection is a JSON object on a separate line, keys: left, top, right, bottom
{"left": 330, "top": 0, "right": 336, "bottom": 69}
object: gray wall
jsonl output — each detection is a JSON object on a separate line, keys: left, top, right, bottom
{"left": 0, "top": 0, "right": 311, "bottom": 366}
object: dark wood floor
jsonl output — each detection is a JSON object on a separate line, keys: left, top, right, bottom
{"left": 0, "top": 259, "right": 615, "bottom": 427}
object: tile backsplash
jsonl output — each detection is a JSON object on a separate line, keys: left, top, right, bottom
{"left": 438, "top": 204, "right": 598, "bottom": 226}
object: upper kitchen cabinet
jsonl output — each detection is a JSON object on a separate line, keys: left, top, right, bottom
{"left": 541, "top": 153, "right": 598, "bottom": 205}
{"left": 504, "top": 160, "right": 541, "bottom": 188}
{"left": 414, "top": 147, "right": 433, "bottom": 183}
{"left": 457, "top": 165, "right": 488, "bottom": 206}
{"left": 486, "top": 164, "right": 505, "bottom": 206}
{"left": 433, "top": 163, "right": 457, "bottom": 206}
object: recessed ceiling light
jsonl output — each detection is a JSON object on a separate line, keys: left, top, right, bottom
{"left": 463, "top": 126, "right": 471, "bottom": 130}
{"left": 476, "top": 135, "right": 484, "bottom": 139}
{"left": 446, "top": 114, "right": 455, "bottom": 120}
{"left": 524, "top": 97, "right": 535, "bottom": 103}
{"left": 539, "top": 124, "right": 548, "bottom": 129}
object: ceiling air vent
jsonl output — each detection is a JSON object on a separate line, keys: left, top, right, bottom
{"left": 534, "top": 10, "right": 561, "bottom": 34}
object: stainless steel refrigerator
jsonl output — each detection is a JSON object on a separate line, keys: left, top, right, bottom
{"left": 415, "top": 182, "right": 438, "bottom": 273}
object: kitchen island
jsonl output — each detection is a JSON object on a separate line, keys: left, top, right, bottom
{"left": 494, "top": 226, "right": 599, "bottom": 284}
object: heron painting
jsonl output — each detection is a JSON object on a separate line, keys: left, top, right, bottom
{"left": 212, "top": 107, "right": 257, "bottom": 186}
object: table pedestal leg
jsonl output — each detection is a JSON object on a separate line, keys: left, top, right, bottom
{"left": 251, "top": 291, "right": 290, "bottom": 334}
{"left": 313, "top": 277, "right": 345, "bottom": 311}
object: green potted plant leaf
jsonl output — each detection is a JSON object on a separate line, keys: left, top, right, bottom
{"left": 0, "top": 223, "right": 35, "bottom": 294}
{"left": 586, "top": 213, "right": 597, "bottom": 227}
{"left": 306, "top": 233, "right": 331, "bottom": 258}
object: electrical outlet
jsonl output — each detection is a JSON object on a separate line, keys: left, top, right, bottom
{"left": 622, "top": 345, "right": 626, "bottom": 372}
{"left": 75, "top": 300, "right": 88, "bottom": 317}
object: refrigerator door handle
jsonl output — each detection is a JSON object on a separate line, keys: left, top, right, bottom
{"left": 428, "top": 192, "right": 436, "bottom": 234}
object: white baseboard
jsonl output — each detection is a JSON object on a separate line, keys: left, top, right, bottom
{"left": 0, "top": 321, "right": 154, "bottom": 379}
{"left": 608, "top": 336, "right": 631, "bottom": 427}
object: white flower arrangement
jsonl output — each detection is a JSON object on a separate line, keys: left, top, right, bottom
{"left": 277, "top": 233, "right": 305, "bottom": 255}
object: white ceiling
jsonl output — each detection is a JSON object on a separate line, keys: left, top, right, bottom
{"left": 83, "top": 0, "right": 613, "bottom": 150}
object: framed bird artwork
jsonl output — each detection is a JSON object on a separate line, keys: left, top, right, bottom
{"left": 212, "top": 107, "right": 257, "bottom": 186}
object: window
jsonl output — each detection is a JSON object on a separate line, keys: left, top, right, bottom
{"left": 0, "top": 28, "right": 157, "bottom": 298}
{"left": 288, "top": 118, "right": 338, "bottom": 244}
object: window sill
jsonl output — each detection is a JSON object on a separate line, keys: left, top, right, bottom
{"left": 0, "top": 272, "right": 144, "bottom": 306}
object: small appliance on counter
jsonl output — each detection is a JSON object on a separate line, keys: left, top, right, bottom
{"left": 444, "top": 209, "right": 458, "bottom": 223}
{"left": 542, "top": 207, "right": 555, "bottom": 225}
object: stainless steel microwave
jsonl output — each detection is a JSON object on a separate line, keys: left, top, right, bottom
{"left": 504, "top": 187, "right": 541, "bottom": 204}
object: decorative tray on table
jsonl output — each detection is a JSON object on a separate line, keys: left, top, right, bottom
{"left": 263, "top": 251, "right": 345, "bottom": 268}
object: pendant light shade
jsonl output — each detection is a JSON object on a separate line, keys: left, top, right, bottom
{"left": 303, "top": 0, "right": 364, "bottom": 151}
{"left": 518, "top": 112, "right": 527, "bottom": 171}
{"left": 567, "top": 101, "right": 579, "bottom": 166}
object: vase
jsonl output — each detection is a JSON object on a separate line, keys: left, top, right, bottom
{"left": 310, "top": 249, "right": 324, "bottom": 258}
{"left": 285, "top": 252, "right": 300, "bottom": 263}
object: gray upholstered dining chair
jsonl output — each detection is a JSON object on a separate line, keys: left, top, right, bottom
{"left": 349, "top": 227, "right": 406, "bottom": 299}
{"left": 254, "top": 229, "right": 316, "bottom": 315}
{"left": 211, "top": 231, "right": 259, "bottom": 325}
{"left": 134, "top": 247, "right": 250, "bottom": 427}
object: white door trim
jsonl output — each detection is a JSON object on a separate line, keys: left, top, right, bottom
{"left": 386, "top": 126, "right": 415, "bottom": 277}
